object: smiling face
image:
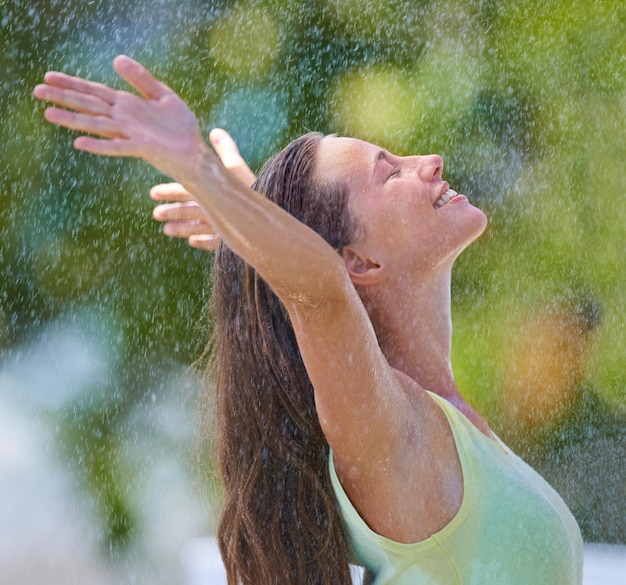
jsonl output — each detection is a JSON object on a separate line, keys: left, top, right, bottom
{"left": 314, "top": 136, "right": 488, "bottom": 279}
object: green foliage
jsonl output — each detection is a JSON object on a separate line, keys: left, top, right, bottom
{"left": 2, "top": 0, "right": 624, "bottom": 555}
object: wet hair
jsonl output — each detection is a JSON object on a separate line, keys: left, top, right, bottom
{"left": 208, "top": 132, "right": 359, "bottom": 584}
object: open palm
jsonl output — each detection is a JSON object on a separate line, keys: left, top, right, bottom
{"left": 33, "top": 56, "right": 206, "bottom": 181}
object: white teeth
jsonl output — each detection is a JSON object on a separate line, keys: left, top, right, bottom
{"left": 434, "top": 188, "right": 458, "bottom": 209}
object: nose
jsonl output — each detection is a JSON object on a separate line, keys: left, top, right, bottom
{"left": 416, "top": 154, "right": 443, "bottom": 182}
{"left": 404, "top": 154, "right": 443, "bottom": 182}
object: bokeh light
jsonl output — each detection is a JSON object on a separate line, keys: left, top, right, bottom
{"left": 208, "top": 5, "right": 280, "bottom": 81}
{"left": 2, "top": 0, "right": 625, "bottom": 580}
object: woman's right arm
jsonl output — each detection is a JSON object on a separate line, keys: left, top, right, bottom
{"left": 34, "top": 56, "right": 347, "bottom": 306}
{"left": 34, "top": 57, "right": 432, "bottom": 475}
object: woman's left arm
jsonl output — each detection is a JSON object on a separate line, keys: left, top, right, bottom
{"left": 150, "top": 129, "right": 256, "bottom": 251}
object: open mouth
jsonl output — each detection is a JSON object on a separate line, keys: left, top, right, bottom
{"left": 434, "top": 188, "right": 459, "bottom": 209}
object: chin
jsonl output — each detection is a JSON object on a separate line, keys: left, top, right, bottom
{"left": 461, "top": 202, "right": 488, "bottom": 241}
{"left": 472, "top": 206, "right": 489, "bottom": 237}
{"left": 450, "top": 208, "right": 488, "bottom": 261}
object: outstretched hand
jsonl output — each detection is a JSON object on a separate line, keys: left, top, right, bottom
{"left": 33, "top": 55, "right": 208, "bottom": 182}
{"left": 150, "top": 128, "right": 257, "bottom": 251}
{"left": 34, "top": 57, "right": 260, "bottom": 253}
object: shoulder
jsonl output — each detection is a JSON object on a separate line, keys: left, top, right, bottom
{"left": 331, "top": 376, "right": 466, "bottom": 543}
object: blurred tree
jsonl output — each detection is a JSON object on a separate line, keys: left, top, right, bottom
{"left": 1, "top": 0, "right": 624, "bottom": 571}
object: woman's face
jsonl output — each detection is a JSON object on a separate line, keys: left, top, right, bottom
{"left": 314, "top": 136, "right": 488, "bottom": 276}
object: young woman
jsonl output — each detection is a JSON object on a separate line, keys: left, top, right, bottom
{"left": 34, "top": 56, "right": 583, "bottom": 585}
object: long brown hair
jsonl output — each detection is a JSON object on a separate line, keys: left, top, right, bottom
{"left": 209, "top": 133, "right": 359, "bottom": 584}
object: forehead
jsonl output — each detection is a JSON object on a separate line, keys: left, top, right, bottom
{"left": 314, "top": 136, "right": 378, "bottom": 183}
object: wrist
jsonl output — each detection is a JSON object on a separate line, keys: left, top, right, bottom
{"left": 180, "top": 140, "right": 219, "bottom": 191}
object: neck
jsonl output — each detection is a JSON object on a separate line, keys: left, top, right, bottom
{"left": 363, "top": 267, "right": 461, "bottom": 401}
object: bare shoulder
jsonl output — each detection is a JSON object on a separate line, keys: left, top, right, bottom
{"left": 332, "top": 371, "right": 465, "bottom": 544}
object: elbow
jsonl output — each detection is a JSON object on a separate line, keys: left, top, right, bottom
{"left": 282, "top": 254, "right": 354, "bottom": 311}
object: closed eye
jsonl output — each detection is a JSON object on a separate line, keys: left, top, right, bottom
{"left": 375, "top": 150, "right": 404, "bottom": 182}
{"left": 388, "top": 166, "right": 403, "bottom": 180}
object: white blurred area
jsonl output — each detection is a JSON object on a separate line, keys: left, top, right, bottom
{"left": 0, "top": 379, "right": 211, "bottom": 585}
{"left": 0, "top": 375, "right": 112, "bottom": 584}
{"left": 583, "top": 544, "right": 626, "bottom": 585}
{"left": 0, "top": 314, "right": 211, "bottom": 584}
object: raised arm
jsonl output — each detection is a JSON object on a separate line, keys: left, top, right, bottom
{"left": 33, "top": 58, "right": 438, "bottom": 486}
{"left": 34, "top": 56, "right": 345, "bottom": 305}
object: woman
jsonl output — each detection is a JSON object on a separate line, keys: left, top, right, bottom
{"left": 34, "top": 56, "right": 583, "bottom": 585}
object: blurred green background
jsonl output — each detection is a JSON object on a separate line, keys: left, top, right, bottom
{"left": 1, "top": 0, "right": 624, "bottom": 582}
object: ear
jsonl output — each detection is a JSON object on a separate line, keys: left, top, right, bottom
{"left": 341, "top": 246, "right": 385, "bottom": 286}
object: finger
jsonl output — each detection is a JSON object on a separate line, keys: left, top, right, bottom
{"left": 39, "top": 71, "right": 118, "bottom": 104}
{"left": 73, "top": 135, "right": 136, "bottom": 157}
{"left": 149, "top": 183, "right": 193, "bottom": 202}
{"left": 44, "top": 107, "right": 122, "bottom": 138}
{"left": 209, "top": 128, "right": 257, "bottom": 187}
{"left": 113, "top": 55, "right": 170, "bottom": 101}
{"left": 162, "top": 221, "right": 216, "bottom": 238}
{"left": 188, "top": 234, "right": 221, "bottom": 251}
{"left": 153, "top": 202, "right": 208, "bottom": 222}
{"left": 34, "top": 84, "right": 112, "bottom": 116}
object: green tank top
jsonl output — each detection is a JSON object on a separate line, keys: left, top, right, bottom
{"left": 329, "top": 391, "right": 583, "bottom": 584}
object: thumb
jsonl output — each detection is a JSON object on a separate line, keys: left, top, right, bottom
{"left": 209, "top": 128, "right": 257, "bottom": 187}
